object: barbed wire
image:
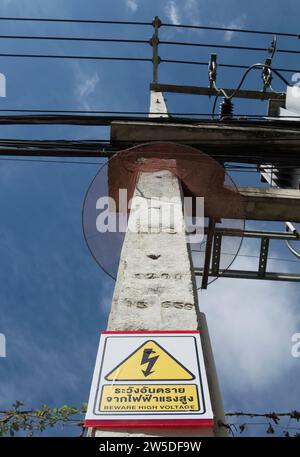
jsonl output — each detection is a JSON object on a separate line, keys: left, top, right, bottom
{"left": 223, "top": 411, "right": 300, "bottom": 436}
{"left": 1, "top": 404, "right": 300, "bottom": 437}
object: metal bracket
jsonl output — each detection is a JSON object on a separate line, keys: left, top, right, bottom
{"left": 195, "top": 228, "right": 300, "bottom": 283}
{"left": 258, "top": 237, "right": 269, "bottom": 277}
{"left": 262, "top": 36, "right": 277, "bottom": 92}
{"left": 211, "top": 233, "right": 222, "bottom": 276}
{"left": 201, "top": 218, "right": 216, "bottom": 289}
{"left": 262, "top": 58, "right": 273, "bottom": 92}
{"left": 208, "top": 54, "right": 217, "bottom": 92}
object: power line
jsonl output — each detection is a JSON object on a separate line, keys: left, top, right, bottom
{"left": 0, "top": 114, "right": 293, "bottom": 125}
{"left": 0, "top": 16, "right": 298, "bottom": 39}
{"left": 0, "top": 35, "right": 149, "bottom": 45}
{"left": 162, "top": 58, "right": 299, "bottom": 74}
{"left": 1, "top": 143, "right": 300, "bottom": 159}
{"left": 212, "top": 63, "right": 290, "bottom": 99}
{"left": 0, "top": 53, "right": 152, "bottom": 62}
{"left": 225, "top": 163, "right": 300, "bottom": 169}
{"left": 162, "top": 21, "right": 300, "bottom": 38}
{"left": 1, "top": 35, "right": 300, "bottom": 56}
{"left": 3, "top": 137, "right": 300, "bottom": 145}
{"left": 0, "top": 138, "right": 111, "bottom": 146}
{"left": 227, "top": 168, "right": 300, "bottom": 174}
{"left": 0, "top": 109, "right": 298, "bottom": 118}
{"left": 0, "top": 109, "right": 218, "bottom": 115}
{"left": 1, "top": 155, "right": 300, "bottom": 181}
{"left": 0, "top": 157, "right": 106, "bottom": 165}
{"left": 0, "top": 17, "right": 151, "bottom": 26}
{"left": 0, "top": 51, "right": 297, "bottom": 74}
{"left": 161, "top": 40, "right": 300, "bottom": 56}
{"left": 0, "top": 157, "right": 278, "bottom": 174}
{"left": 226, "top": 411, "right": 300, "bottom": 419}
{"left": 0, "top": 151, "right": 298, "bottom": 163}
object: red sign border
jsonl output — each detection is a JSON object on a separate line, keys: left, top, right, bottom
{"left": 84, "top": 418, "right": 214, "bottom": 428}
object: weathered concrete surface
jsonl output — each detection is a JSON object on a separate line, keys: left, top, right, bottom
{"left": 107, "top": 170, "right": 199, "bottom": 332}
{"left": 149, "top": 90, "right": 169, "bottom": 118}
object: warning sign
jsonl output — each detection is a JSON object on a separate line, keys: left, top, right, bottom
{"left": 105, "top": 340, "right": 195, "bottom": 381}
{"left": 100, "top": 384, "right": 199, "bottom": 412}
{"left": 85, "top": 331, "right": 213, "bottom": 428}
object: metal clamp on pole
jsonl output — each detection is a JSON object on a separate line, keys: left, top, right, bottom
{"left": 262, "top": 36, "right": 277, "bottom": 92}
{"left": 268, "top": 35, "right": 277, "bottom": 59}
{"left": 208, "top": 53, "right": 217, "bottom": 93}
{"left": 150, "top": 16, "right": 161, "bottom": 84}
{"left": 262, "top": 57, "right": 273, "bottom": 92}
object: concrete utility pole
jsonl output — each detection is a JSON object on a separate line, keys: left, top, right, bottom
{"left": 91, "top": 92, "right": 227, "bottom": 438}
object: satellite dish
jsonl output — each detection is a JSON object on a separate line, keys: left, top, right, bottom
{"left": 82, "top": 143, "right": 245, "bottom": 287}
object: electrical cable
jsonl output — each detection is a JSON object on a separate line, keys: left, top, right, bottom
{"left": 0, "top": 17, "right": 151, "bottom": 26}
{"left": 0, "top": 35, "right": 149, "bottom": 44}
{"left": 0, "top": 52, "right": 152, "bottom": 61}
{"left": 162, "top": 21, "right": 300, "bottom": 38}
{"left": 285, "top": 240, "right": 300, "bottom": 259}
{"left": 2, "top": 115, "right": 300, "bottom": 127}
{"left": 1, "top": 35, "right": 300, "bottom": 56}
{"left": 211, "top": 95, "right": 219, "bottom": 120}
{"left": 0, "top": 16, "right": 298, "bottom": 38}
{"left": 0, "top": 157, "right": 106, "bottom": 165}
{"left": 162, "top": 58, "right": 299, "bottom": 74}
{"left": 210, "top": 62, "right": 288, "bottom": 118}
{"left": 285, "top": 222, "right": 300, "bottom": 260}
{"left": 0, "top": 51, "right": 297, "bottom": 77}
{"left": 212, "top": 63, "right": 289, "bottom": 102}
{"left": 160, "top": 40, "right": 300, "bottom": 55}
{"left": 0, "top": 109, "right": 299, "bottom": 118}
{"left": 0, "top": 149, "right": 299, "bottom": 165}
{"left": 228, "top": 63, "right": 290, "bottom": 98}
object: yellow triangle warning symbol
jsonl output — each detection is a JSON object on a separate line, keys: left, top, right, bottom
{"left": 105, "top": 340, "right": 195, "bottom": 381}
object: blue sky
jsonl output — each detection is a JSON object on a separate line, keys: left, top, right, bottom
{"left": 0, "top": 0, "right": 300, "bottom": 437}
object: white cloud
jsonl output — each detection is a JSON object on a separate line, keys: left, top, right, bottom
{"left": 201, "top": 253, "right": 299, "bottom": 394}
{"left": 165, "top": 1, "right": 181, "bottom": 25}
{"left": 126, "top": 0, "right": 138, "bottom": 13}
{"left": 184, "top": 0, "right": 201, "bottom": 25}
{"left": 223, "top": 13, "right": 247, "bottom": 42}
{"left": 74, "top": 65, "right": 100, "bottom": 110}
{"left": 77, "top": 74, "right": 99, "bottom": 100}
{"left": 163, "top": 0, "right": 201, "bottom": 33}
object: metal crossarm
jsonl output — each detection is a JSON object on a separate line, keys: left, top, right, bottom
{"left": 195, "top": 228, "right": 300, "bottom": 283}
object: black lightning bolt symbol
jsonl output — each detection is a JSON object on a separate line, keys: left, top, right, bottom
{"left": 141, "top": 348, "right": 159, "bottom": 377}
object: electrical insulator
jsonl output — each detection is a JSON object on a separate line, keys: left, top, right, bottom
{"left": 219, "top": 98, "right": 234, "bottom": 119}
